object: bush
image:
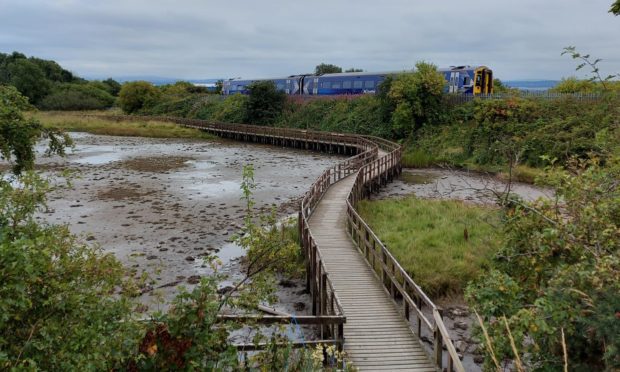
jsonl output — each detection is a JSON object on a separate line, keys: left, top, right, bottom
{"left": 211, "top": 94, "right": 248, "bottom": 123}
{"left": 386, "top": 62, "right": 447, "bottom": 137}
{"left": 39, "top": 82, "right": 116, "bottom": 111}
{"left": 244, "top": 81, "right": 286, "bottom": 125}
{"left": 466, "top": 157, "right": 620, "bottom": 370}
{"left": 118, "top": 81, "right": 160, "bottom": 114}
{"left": 407, "top": 95, "right": 620, "bottom": 171}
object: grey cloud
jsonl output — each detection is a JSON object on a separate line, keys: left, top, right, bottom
{"left": 0, "top": 0, "right": 618, "bottom": 80}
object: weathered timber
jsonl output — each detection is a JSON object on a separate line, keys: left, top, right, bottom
{"left": 92, "top": 115, "right": 464, "bottom": 371}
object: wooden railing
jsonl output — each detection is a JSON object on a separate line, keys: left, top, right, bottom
{"left": 345, "top": 139, "right": 465, "bottom": 372}
{"left": 90, "top": 114, "right": 463, "bottom": 369}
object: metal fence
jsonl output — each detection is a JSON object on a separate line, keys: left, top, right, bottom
{"left": 443, "top": 91, "right": 612, "bottom": 105}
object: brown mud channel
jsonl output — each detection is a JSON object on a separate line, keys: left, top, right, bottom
{"left": 31, "top": 133, "right": 343, "bottom": 320}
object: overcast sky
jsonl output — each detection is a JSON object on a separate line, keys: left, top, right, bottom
{"left": 0, "top": 0, "right": 618, "bottom": 81}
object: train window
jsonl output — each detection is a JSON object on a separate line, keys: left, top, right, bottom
{"left": 332, "top": 82, "right": 341, "bottom": 89}
{"left": 463, "top": 77, "right": 470, "bottom": 85}
{"left": 322, "top": 82, "right": 331, "bottom": 89}
{"left": 353, "top": 81, "right": 363, "bottom": 88}
{"left": 276, "top": 83, "right": 285, "bottom": 90}
{"left": 364, "top": 81, "right": 374, "bottom": 88}
{"left": 343, "top": 81, "right": 352, "bottom": 89}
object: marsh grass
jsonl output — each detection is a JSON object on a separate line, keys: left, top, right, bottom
{"left": 358, "top": 196, "right": 502, "bottom": 297}
{"left": 402, "top": 148, "right": 436, "bottom": 168}
{"left": 32, "top": 111, "right": 216, "bottom": 139}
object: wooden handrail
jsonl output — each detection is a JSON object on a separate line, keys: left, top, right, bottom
{"left": 345, "top": 138, "right": 465, "bottom": 371}
{"left": 89, "top": 114, "right": 463, "bottom": 370}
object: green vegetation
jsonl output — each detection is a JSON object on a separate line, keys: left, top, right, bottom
{"left": 2, "top": 88, "right": 345, "bottom": 370}
{"left": 404, "top": 95, "right": 620, "bottom": 179}
{"left": 466, "top": 157, "right": 620, "bottom": 370}
{"left": 0, "top": 85, "right": 71, "bottom": 174}
{"left": 244, "top": 80, "right": 286, "bottom": 125}
{"left": 357, "top": 197, "right": 501, "bottom": 297}
{"left": 314, "top": 63, "right": 343, "bottom": 74}
{"left": 34, "top": 111, "right": 215, "bottom": 139}
{"left": 118, "top": 81, "right": 161, "bottom": 114}
{"left": 0, "top": 51, "right": 120, "bottom": 109}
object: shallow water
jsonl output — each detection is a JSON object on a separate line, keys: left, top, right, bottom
{"left": 29, "top": 132, "right": 342, "bottom": 312}
{"left": 375, "top": 168, "right": 552, "bottom": 204}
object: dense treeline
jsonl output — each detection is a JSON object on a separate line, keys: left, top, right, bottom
{"left": 0, "top": 51, "right": 120, "bottom": 110}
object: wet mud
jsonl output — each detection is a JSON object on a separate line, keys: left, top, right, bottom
{"left": 29, "top": 133, "right": 342, "bottom": 317}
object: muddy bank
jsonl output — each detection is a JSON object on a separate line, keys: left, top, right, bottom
{"left": 374, "top": 168, "right": 552, "bottom": 204}
{"left": 30, "top": 132, "right": 342, "bottom": 316}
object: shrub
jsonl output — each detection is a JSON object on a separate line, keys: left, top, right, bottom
{"left": 118, "top": 81, "right": 160, "bottom": 114}
{"left": 211, "top": 94, "right": 248, "bottom": 123}
{"left": 466, "top": 157, "right": 620, "bottom": 370}
{"left": 39, "top": 82, "right": 115, "bottom": 111}
{"left": 386, "top": 62, "right": 446, "bottom": 137}
{"left": 244, "top": 81, "right": 286, "bottom": 125}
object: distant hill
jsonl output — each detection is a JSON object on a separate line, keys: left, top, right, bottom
{"left": 503, "top": 80, "right": 559, "bottom": 91}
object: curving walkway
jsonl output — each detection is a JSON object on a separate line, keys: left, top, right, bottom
{"left": 309, "top": 173, "right": 436, "bottom": 371}
{"left": 94, "top": 115, "right": 462, "bottom": 372}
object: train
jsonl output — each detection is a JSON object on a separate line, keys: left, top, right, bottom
{"left": 222, "top": 65, "right": 493, "bottom": 96}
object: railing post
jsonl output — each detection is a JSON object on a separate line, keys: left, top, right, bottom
{"left": 434, "top": 308, "right": 444, "bottom": 368}
{"left": 321, "top": 272, "right": 327, "bottom": 337}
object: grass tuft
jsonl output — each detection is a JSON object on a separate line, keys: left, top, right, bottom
{"left": 358, "top": 196, "right": 502, "bottom": 297}
{"left": 402, "top": 149, "right": 436, "bottom": 168}
{"left": 32, "top": 111, "right": 216, "bottom": 140}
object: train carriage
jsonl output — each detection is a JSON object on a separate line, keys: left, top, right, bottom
{"left": 222, "top": 65, "right": 493, "bottom": 96}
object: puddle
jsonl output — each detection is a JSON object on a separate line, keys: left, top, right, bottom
{"left": 401, "top": 171, "right": 438, "bottom": 185}
{"left": 375, "top": 168, "right": 552, "bottom": 204}
{"left": 20, "top": 132, "right": 343, "bottom": 309}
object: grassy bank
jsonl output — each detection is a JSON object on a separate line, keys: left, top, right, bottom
{"left": 357, "top": 196, "right": 502, "bottom": 297}
{"left": 33, "top": 111, "right": 215, "bottom": 139}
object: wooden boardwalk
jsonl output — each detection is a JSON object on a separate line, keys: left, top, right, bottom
{"left": 309, "top": 175, "right": 436, "bottom": 371}
{"left": 96, "top": 115, "right": 464, "bottom": 371}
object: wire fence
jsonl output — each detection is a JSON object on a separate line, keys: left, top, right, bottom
{"left": 443, "top": 91, "right": 614, "bottom": 105}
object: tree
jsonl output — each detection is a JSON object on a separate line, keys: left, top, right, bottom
{"left": 385, "top": 61, "right": 446, "bottom": 138}
{"left": 214, "top": 79, "right": 223, "bottom": 94}
{"left": 244, "top": 80, "right": 286, "bottom": 125}
{"left": 0, "top": 85, "right": 70, "bottom": 173}
{"left": 118, "top": 81, "right": 160, "bottom": 114}
{"left": 39, "top": 82, "right": 116, "bottom": 111}
{"left": 345, "top": 68, "right": 364, "bottom": 73}
{"left": 611, "top": 0, "right": 620, "bottom": 15}
{"left": 6, "top": 59, "right": 51, "bottom": 105}
{"left": 314, "top": 63, "right": 342, "bottom": 75}
{"left": 102, "top": 78, "right": 122, "bottom": 96}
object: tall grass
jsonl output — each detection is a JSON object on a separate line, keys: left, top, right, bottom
{"left": 401, "top": 149, "right": 436, "bottom": 168}
{"left": 33, "top": 111, "right": 215, "bottom": 139}
{"left": 358, "top": 196, "right": 502, "bottom": 297}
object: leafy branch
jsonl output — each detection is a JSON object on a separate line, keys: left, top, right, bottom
{"left": 561, "top": 46, "right": 618, "bottom": 91}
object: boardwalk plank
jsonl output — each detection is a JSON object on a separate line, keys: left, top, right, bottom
{"left": 308, "top": 174, "right": 436, "bottom": 371}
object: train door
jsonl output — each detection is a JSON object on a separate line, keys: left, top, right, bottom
{"left": 474, "top": 70, "right": 483, "bottom": 95}
{"left": 485, "top": 70, "right": 493, "bottom": 94}
{"left": 313, "top": 78, "right": 319, "bottom": 95}
{"left": 286, "top": 80, "right": 291, "bottom": 94}
{"left": 449, "top": 72, "right": 460, "bottom": 93}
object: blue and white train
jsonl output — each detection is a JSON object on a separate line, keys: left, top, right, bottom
{"left": 222, "top": 65, "right": 493, "bottom": 96}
